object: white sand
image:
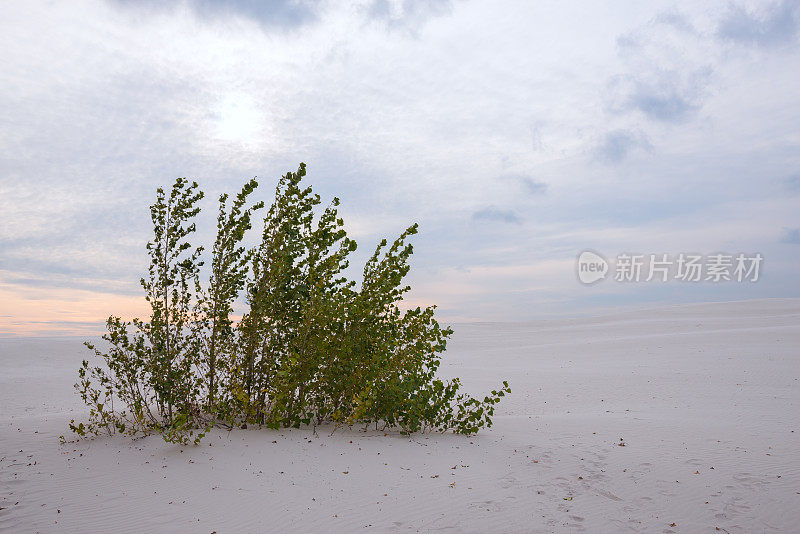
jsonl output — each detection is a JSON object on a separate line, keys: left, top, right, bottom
{"left": 1, "top": 299, "right": 798, "bottom": 533}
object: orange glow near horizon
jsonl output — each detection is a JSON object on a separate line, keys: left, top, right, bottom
{"left": 0, "top": 260, "right": 555, "bottom": 337}
{"left": 0, "top": 282, "right": 150, "bottom": 337}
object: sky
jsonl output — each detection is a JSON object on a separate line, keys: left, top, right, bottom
{"left": 1, "top": 0, "right": 799, "bottom": 336}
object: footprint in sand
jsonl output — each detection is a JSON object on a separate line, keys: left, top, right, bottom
{"left": 497, "top": 474, "right": 518, "bottom": 489}
{"left": 595, "top": 488, "right": 623, "bottom": 501}
{"left": 732, "top": 472, "right": 768, "bottom": 489}
{"left": 469, "top": 500, "right": 502, "bottom": 512}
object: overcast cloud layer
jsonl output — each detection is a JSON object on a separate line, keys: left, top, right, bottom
{"left": 1, "top": 0, "right": 799, "bottom": 335}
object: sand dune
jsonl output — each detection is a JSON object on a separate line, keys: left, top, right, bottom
{"left": 1, "top": 299, "right": 798, "bottom": 532}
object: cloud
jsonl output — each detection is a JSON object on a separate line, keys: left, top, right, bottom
{"left": 779, "top": 227, "right": 800, "bottom": 244}
{"left": 594, "top": 130, "right": 650, "bottom": 164}
{"left": 111, "top": 0, "right": 321, "bottom": 28}
{"left": 608, "top": 8, "right": 720, "bottom": 126}
{"left": 620, "top": 68, "right": 711, "bottom": 123}
{"left": 501, "top": 174, "right": 547, "bottom": 195}
{"left": 627, "top": 84, "right": 694, "bottom": 122}
{"left": 520, "top": 177, "right": 547, "bottom": 195}
{"left": 365, "top": 0, "right": 453, "bottom": 32}
{"left": 471, "top": 207, "right": 522, "bottom": 225}
{"left": 783, "top": 174, "right": 800, "bottom": 193}
{"left": 717, "top": 0, "right": 799, "bottom": 48}
{"left": 609, "top": 27, "right": 713, "bottom": 124}
{"left": 652, "top": 9, "right": 696, "bottom": 34}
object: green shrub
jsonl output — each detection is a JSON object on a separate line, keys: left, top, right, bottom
{"left": 71, "top": 164, "right": 510, "bottom": 444}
